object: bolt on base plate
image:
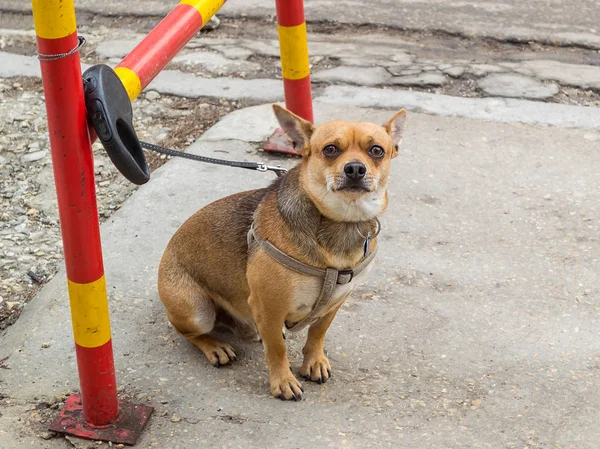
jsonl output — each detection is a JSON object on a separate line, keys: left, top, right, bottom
{"left": 49, "top": 394, "right": 153, "bottom": 446}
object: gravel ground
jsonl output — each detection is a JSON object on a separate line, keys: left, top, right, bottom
{"left": 0, "top": 76, "right": 250, "bottom": 331}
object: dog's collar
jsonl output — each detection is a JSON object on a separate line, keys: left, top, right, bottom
{"left": 356, "top": 217, "right": 381, "bottom": 239}
{"left": 247, "top": 223, "right": 379, "bottom": 332}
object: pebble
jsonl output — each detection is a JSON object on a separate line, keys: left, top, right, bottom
{"left": 38, "top": 431, "right": 56, "bottom": 440}
{"left": 21, "top": 150, "right": 47, "bottom": 163}
{"left": 170, "top": 415, "right": 182, "bottom": 423}
{"left": 443, "top": 66, "right": 465, "bottom": 78}
{"left": 146, "top": 90, "right": 161, "bottom": 100}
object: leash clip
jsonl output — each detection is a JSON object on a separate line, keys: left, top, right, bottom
{"left": 256, "top": 163, "right": 288, "bottom": 177}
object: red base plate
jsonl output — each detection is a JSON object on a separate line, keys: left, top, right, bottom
{"left": 49, "top": 394, "right": 153, "bottom": 446}
{"left": 263, "top": 128, "right": 301, "bottom": 156}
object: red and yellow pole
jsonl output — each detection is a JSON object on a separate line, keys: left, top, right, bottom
{"left": 32, "top": 0, "right": 118, "bottom": 426}
{"left": 115, "top": 0, "right": 226, "bottom": 101}
{"left": 275, "top": 0, "right": 314, "bottom": 123}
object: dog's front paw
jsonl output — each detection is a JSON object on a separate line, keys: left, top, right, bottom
{"left": 270, "top": 370, "right": 303, "bottom": 401}
{"left": 300, "top": 352, "right": 331, "bottom": 384}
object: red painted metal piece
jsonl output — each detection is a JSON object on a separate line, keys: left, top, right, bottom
{"left": 117, "top": 3, "right": 203, "bottom": 93}
{"left": 275, "top": 0, "right": 304, "bottom": 27}
{"left": 282, "top": 75, "right": 313, "bottom": 124}
{"left": 75, "top": 341, "right": 119, "bottom": 423}
{"left": 263, "top": 128, "right": 301, "bottom": 156}
{"left": 37, "top": 32, "right": 105, "bottom": 286}
{"left": 275, "top": 0, "right": 313, "bottom": 124}
{"left": 37, "top": 29, "right": 119, "bottom": 426}
{"left": 37, "top": 24, "right": 153, "bottom": 443}
{"left": 50, "top": 394, "right": 153, "bottom": 446}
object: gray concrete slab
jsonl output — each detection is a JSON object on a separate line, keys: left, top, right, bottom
{"left": 312, "top": 66, "right": 392, "bottom": 86}
{"left": 319, "top": 85, "right": 600, "bottom": 130}
{"left": 478, "top": 73, "right": 559, "bottom": 100}
{"left": 5, "top": 50, "right": 600, "bottom": 131}
{"left": 0, "top": 52, "right": 283, "bottom": 103}
{"left": 3, "top": 0, "right": 600, "bottom": 49}
{"left": 1, "top": 102, "right": 600, "bottom": 448}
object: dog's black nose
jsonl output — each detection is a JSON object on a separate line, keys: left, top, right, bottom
{"left": 344, "top": 162, "right": 367, "bottom": 180}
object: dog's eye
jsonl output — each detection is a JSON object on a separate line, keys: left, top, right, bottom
{"left": 322, "top": 145, "right": 339, "bottom": 158}
{"left": 368, "top": 145, "right": 385, "bottom": 158}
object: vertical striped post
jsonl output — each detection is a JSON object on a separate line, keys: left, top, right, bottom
{"left": 115, "top": 0, "right": 226, "bottom": 101}
{"left": 275, "top": 0, "right": 314, "bottom": 123}
{"left": 32, "top": 0, "right": 119, "bottom": 426}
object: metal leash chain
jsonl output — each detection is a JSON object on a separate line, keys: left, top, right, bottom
{"left": 139, "top": 141, "right": 288, "bottom": 177}
{"left": 38, "top": 36, "right": 86, "bottom": 61}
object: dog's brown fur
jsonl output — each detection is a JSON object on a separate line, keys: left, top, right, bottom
{"left": 158, "top": 105, "right": 407, "bottom": 400}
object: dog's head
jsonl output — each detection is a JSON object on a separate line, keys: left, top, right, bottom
{"left": 273, "top": 105, "right": 407, "bottom": 223}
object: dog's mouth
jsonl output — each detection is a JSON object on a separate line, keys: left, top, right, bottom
{"left": 334, "top": 184, "right": 371, "bottom": 193}
{"left": 331, "top": 176, "right": 374, "bottom": 194}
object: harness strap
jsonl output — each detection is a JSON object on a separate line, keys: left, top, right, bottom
{"left": 247, "top": 226, "right": 378, "bottom": 332}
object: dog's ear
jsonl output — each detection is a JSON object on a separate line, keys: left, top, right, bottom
{"left": 272, "top": 104, "right": 315, "bottom": 153}
{"left": 383, "top": 109, "right": 407, "bottom": 158}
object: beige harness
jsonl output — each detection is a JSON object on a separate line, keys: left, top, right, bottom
{"left": 247, "top": 226, "right": 378, "bottom": 332}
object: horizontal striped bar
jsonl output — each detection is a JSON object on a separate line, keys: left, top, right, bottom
{"left": 180, "top": 0, "right": 225, "bottom": 23}
{"left": 32, "top": 0, "right": 77, "bottom": 39}
{"left": 68, "top": 275, "right": 111, "bottom": 349}
{"left": 75, "top": 340, "right": 119, "bottom": 425}
{"left": 283, "top": 76, "right": 314, "bottom": 123}
{"left": 116, "top": 0, "right": 225, "bottom": 100}
{"left": 116, "top": 4, "right": 202, "bottom": 99}
{"left": 278, "top": 23, "right": 310, "bottom": 80}
{"left": 114, "top": 67, "right": 142, "bottom": 101}
{"left": 275, "top": 0, "right": 306, "bottom": 27}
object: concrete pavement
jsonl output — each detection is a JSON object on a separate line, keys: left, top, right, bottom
{"left": 4, "top": 50, "right": 600, "bottom": 130}
{"left": 3, "top": 0, "right": 600, "bottom": 49}
{"left": 1, "top": 102, "right": 599, "bottom": 448}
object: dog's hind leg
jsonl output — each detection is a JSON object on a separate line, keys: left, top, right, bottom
{"left": 158, "top": 267, "right": 237, "bottom": 367}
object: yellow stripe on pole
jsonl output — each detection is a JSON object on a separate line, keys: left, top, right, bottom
{"left": 277, "top": 23, "right": 310, "bottom": 80}
{"left": 32, "top": 0, "right": 77, "bottom": 40}
{"left": 68, "top": 275, "right": 111, "bottom": 349}
{"left": 179, "top": 0, "right": 227, "bottom": 24}
{"left": 114, "top": 67, "right": 143, "bottom": 101}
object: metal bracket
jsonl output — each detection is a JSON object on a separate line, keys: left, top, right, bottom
{"left": 49, "top": 394, "right": 153, "bottom": 446}
{"left": 263, "top": 128, "right": 301, "bottom": 156}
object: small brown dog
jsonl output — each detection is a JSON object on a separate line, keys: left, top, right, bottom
{"left": 158, "top": 105, "right": 407, "bottom": 400}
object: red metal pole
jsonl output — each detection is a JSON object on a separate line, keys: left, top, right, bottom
{"left": 275, "top": 0, "right": 314, "bottom": 122}
{"left": 115, "top": 0, "right": 226, "bottom": 100}
{"left": 32, "top": 0, "right": 118, "bottom": 427}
